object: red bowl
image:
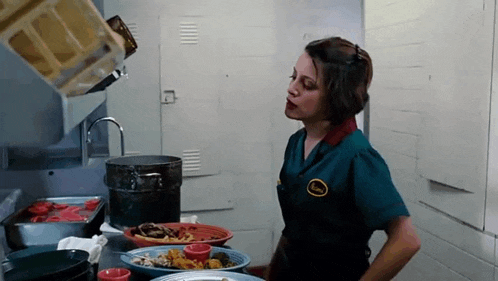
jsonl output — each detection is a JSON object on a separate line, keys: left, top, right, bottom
{"left": 97, "top": 268, "right": 131, "bottom": 281}
{"left": 123, "top": 222, "right": 233, "bottom": 247}
{"left": 184, "top": 243, "right": 212, "bottom": 263}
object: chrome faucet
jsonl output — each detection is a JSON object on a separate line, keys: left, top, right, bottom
{"left": 87, "top": 117, "right": 125, "bottom": 157}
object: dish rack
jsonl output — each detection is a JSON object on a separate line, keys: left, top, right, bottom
{"left": 0, "top": 0, "right": 125, "bottom": 97}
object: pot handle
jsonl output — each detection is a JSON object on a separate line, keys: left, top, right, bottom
{"left": 131, "top": 172, "right": 162, "bottom": 190}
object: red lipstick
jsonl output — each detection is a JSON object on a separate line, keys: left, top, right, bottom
{"left": 286, "top": 99, "right": 297, "bottom": 110}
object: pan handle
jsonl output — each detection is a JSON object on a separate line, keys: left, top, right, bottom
{"left": 130, "top": 172, "right": 162, "bottom": 190}
{"left": 103, "top": 172, "right": 163, "bottom": 190}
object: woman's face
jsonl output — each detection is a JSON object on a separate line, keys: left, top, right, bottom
{"left": 285, "top": 52, "right": 327, "bottom": 123}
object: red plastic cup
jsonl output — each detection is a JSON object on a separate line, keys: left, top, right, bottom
{"left": 97, "top": 268, "right": 131, "bottom": 281}
{"left": 184, "top": 243, "right": 212, "bottom": 264}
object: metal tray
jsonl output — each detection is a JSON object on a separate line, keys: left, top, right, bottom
{"left": 2, "top": 196, "right": 105, "bottom": 250}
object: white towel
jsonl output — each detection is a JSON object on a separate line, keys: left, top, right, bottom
{"left": 180, "top": 215, "right": 199, "bottom": 224}
{"left": 57, "top": 235, "right": 108, "bottom": 264}
{"left": 99, "top": 222, "right": 123, "bottom": 234}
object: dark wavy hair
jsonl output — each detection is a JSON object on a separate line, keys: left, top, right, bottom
{"left": 305, "top": 37, "right": 373, "bottom": 126}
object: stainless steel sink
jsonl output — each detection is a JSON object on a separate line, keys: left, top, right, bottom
{"left": 0, "top": 189, "right": 22, "bottom": 281}
{"left": 0, "top": 190, "right": 21, "bottom": 224}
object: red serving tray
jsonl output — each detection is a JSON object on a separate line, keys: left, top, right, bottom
{"left": 123, "top": 222, "right": 233, "bottom": 247}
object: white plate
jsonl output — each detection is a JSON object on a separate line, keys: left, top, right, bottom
{"left": 150, "top": 271, "right": 264, "bottom": 281}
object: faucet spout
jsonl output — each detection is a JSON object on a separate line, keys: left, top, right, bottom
{"left": 87, "top": 117, "right": 125, "bottom": 157}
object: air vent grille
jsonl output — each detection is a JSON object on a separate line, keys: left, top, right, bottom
{"left": 126, "top": 22, "right": 139, "bottom": 42}
{"left": 180, "top": 22, "right": 198, "bottom": 45}
{"left": 182, "top": 149, "right": 201, "bottom": 172}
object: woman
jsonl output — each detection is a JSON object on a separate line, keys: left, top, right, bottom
{"left": 265, "top": 37, "right": 421, "bottom": 281}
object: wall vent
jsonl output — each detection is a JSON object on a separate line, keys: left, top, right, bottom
{"left": 182, "top": 149, "right": 201, "bottom": 172}
{"left": 126, "top": 22, "right": 139, "bottom": 42}
{"left": 180, "top": 22, "right": 198, "bottom": 45}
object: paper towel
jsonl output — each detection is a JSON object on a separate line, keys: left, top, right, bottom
{"left": 57, "top": 234, "right": 108, "bottom": 264}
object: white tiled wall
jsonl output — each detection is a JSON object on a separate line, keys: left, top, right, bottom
{"left": 369, "top": 202, "right": 497, "bottom": 280}
{"left": 366, "top": 0, "right": 498, "bottom": 280}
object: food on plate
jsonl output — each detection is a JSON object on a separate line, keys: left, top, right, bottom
{"left": 131, "top": 222, "right": 178, "bottom": 238}
{"left": 211, "top": 252, "right": 237, "bottom": 268}
{"left": 142, "top": 252, "right": 171, "bottom": 267}
{"left": 172, "top": 257, "right": 204, "bottom": 270}
{"left": 135, "top": 234, "right": 195, "bottom": 243}
{"left": 130, "top": 222, "right": 196, "bottom": 243}
{"left": 204, "top": 259, "right": 223, "bottom": 269}
{"left": 131, "top": 249, "right": 238, "bottom": 270}
{"left": 167, "top": 249, "right": 184, "bottom": 261}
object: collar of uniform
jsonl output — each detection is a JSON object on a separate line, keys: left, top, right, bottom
{"left": 322, "top": 117, "right": 358, "bottom": 146}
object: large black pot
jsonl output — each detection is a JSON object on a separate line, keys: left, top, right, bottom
{"left": 104, "top": 155, "right": 182, "bottom": 230}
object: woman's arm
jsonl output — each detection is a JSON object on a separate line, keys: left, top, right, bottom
{"left": 360, "top": 216, "right": 421, "bottom": 281}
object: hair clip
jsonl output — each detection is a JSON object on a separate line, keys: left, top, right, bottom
{"left": 354, "top": 44, "right": 362, "bottom": 61}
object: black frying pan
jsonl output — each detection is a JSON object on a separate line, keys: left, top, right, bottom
{"left": 4, "top": 249, "right": 89, "bottom": 281}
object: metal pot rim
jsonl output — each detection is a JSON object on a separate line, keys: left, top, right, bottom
{"left": 105, "top": 155, "right": 182, "bottom": 166}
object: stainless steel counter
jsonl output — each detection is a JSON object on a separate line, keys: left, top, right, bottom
{"left": 98, "top": 232, "right": 150, "bottom": 281}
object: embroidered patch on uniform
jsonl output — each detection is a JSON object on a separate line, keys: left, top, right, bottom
{"left": 307, "top": 179, "right": 328, "bottom": 197}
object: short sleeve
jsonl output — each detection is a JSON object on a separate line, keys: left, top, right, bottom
{"left": 352, "top": 148, "right": 410, "bottom": 230}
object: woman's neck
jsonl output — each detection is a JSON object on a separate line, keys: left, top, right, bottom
{"left": 302, "top": 120, "right": 331, "bottom": 140}
{"left": 302, "top": 120, "right": 330, "bottom": 160}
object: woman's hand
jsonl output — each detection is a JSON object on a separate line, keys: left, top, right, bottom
{"left": 359, "top": 216, "right": 421, "bottom": 281}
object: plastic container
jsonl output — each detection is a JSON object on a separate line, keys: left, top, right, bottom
{"left": 183, "top": 243, "right": 212, "bottom": 263}
{"left": 97, "top": 268, "right": 131, "bottom": 281}
{"left": 0, "top": 0, "right": 125, "bottom": 97}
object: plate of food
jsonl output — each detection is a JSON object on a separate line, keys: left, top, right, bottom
{"left": 120, "top": 245, "right": 251, "bottom": 278}
{"left": 124, "top": 222, "right": 233, "bottom": 247}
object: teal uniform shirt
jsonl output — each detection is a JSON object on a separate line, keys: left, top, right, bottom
{"left": 277, "top": 118, "right": 410, "bottom": 255}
